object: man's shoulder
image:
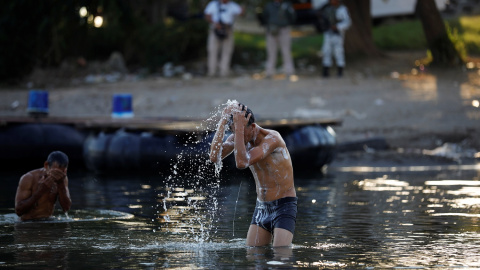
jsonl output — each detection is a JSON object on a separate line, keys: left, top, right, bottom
{"left": 262, "top": 128, "right": 285, "bottom": 143}
{"left": 20, "top": 168, "right": 42, "bottom": 180}
{"left": 338, "top": 4, "right": 349, "bottom": 12}
{"left": 264, "top": 128, "right": 281, "bottom": 136}
{"left": 204, "top": 1, "right": 217, "bottom": 12}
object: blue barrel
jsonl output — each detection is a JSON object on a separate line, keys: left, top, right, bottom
{"left": 27, "top": 90, "right": 49, "bottom": 114}
{"left": 112, "top": 94, "right": 133, "bottom": 118}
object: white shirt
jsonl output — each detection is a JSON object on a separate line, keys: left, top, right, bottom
{"left": 334, "top": 5, "right": 351, "bottom": 33}
{"left": 204, "top": 1, "right": 242, "bottom": 25}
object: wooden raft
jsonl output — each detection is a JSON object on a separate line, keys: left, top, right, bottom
{"left": 0, "top": 116, "right": 342, "bottom": 133}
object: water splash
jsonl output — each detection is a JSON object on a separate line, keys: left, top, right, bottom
{"left": 210, "top": 99, "right": 241, "bottom": 177}
{"left": 233, "top": 181, "right": 242, "bottom": 237}
{"left": 156, "top": 99, "right": 241, "bottom": 242}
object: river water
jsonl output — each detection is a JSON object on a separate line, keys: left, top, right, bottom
{"left": 1, "top": 159, "right": 480, "bottom": 269}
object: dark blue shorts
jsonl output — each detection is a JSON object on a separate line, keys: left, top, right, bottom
{"left": 250, "top": 197, "right": 298, "bottom": 234}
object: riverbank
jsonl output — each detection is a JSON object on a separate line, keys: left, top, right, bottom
{"left": 1, "top": 51, "right": 479, "bottom": 168}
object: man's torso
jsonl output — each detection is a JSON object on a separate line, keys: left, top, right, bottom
{"left": 205, "top": 1, "right": 241, "bottom": 25}
{"left": 20, "top": 169, "right": 58, "bottom": 221}
{"left": 248, "top": 131, "right": 296, "bottom": 202}
{"left": 264, "top": 2, "right": 293, "bottom": 27}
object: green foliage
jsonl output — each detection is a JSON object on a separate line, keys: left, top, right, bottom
{"left": 445, "top": 23, "right": 467, "bottom": 61}
{"left": 372, "top": 15, "right": 480, "bottom": 56}
{"left": 82, "top": 0, "right": 129, "bottom": 59}
{"left": 136, "top": 19, "right": 208, "bottom": 72}
{"left": 373, "top": 20, "right": 427, "bottom": 50}
{"left": 229, "top": 14, "right": 480, "bottom": 66}
{"left": 0, "top": 0, "right": 85, "bottom": 83}
{"left": 235, "top": 32, "right": 266, "bottom": 49}
{"left": 447, "top": 15, "right": 480, "bottom": 55}
{"left": 2, "top": 0, "right": 479, "bottom": 84}
{"left": 291, "top": 34, "right": 323, "bottom": 60}
{"left": 233, "top": 14, "right": 480, "bottom": 67}
{"left": 232, "top": 31, "right": 324, "bottom": 66}
{"left": 0, "top": 1, "right": 37, "bottom": 83}
{"left": 0, "top": 0, "right": 208, "bottom": 82}
{"left": 232, "top": 32, "right": 266, "bottom": 66}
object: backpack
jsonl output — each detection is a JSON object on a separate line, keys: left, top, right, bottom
{"left": 314, "top": 4, "right": 331, "bottom": 33}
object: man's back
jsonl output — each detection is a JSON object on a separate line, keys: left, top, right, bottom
{"left": 263, "top": 1, "right": 295, "bottom": 27}
{"left": 15, "top": 168, "right": 58, "bottom": 221}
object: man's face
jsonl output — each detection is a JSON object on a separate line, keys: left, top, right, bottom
{"left": 229, "top": 122, "right": 255, "bottom": 143}
{"left": 243, "top": 124, "right": 255, "bottom": 143}
{"left": 331, "top": 0, "right": 339, "bottom": 6}
{"left": 45, "top": 162, "right": 67, "bottom": 174}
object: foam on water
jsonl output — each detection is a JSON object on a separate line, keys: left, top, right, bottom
{"left": 0, "top": 209, "right": 134, "bottom": 225}
{"left": 0, "top": 213, "right": 18, "bottom": 224}
{"left": 126, "top": 239, "right": 246, "bottom": 252}
{"left": 267, "top": 261, "right": 285, "bottom": 265}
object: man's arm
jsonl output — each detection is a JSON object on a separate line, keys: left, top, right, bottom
{"left": 204, "top": 1, "right": 215, "bottom": 24}
{"left": 234, "top": 131, "right": 280, "bottom": 169}
{"left": 56, "top": 176, "right": 72, "bottom": 213}
{"left": 232, "top": 110, "right": 249, "bottom": 169}
{"left": 284, "top": 2, "right": 296, "bottom": 25}
{"left": 232, "top": 110, "right": 280, "bottom": 169}
{"left": 209, "top": 115, "right": 234, "bottom": 163}
{"left": 205, "top": 14, "right": 214, "bottom": 24}
{"left": 336, "top": 6, "right": 351, "bottom": 31}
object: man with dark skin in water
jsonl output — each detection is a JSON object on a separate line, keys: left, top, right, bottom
{"left": 209, "top": 102, "right": 297, "bottom": 247}
{"left": 15, "top": 151, "right": 72, "bottom": 221}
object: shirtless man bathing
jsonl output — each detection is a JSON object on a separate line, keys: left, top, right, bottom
{"left": 209, "top": 102, "right": 297, "bottom": 247}
{"left": 15, "top": 151, "right": 72, "bottom": 221}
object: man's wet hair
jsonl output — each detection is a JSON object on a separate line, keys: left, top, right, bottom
{"left": 242, "top": 103, "right": 255, "bottom": 125}
{"left": 47, "top": 151, "right": 69, "bottom": 168}
{"left": 227, "top": 103, "right": 255, "bottom": 129}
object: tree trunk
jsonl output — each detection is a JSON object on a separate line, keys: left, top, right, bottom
{"left": 415, "top": 0, "right": 464, "bottom": 66}
{"left": 343, "top": 0, "right": 383, "bottom": 57}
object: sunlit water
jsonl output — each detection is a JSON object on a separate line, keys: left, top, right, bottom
{"left": 1, "top": 161, "right": 480, "bottom": 269}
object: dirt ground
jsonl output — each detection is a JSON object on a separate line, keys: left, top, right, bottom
{"left": 1, "top": 51, "right": 480, "bottom": 165}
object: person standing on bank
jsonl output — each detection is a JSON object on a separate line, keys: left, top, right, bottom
{"left": 263, "top": 0, "right": 296, "bottom": 78}
{"left": 15, "top": 151, "right": 72, "bottom": 221}
{"left": 320, "top": 0, "right": 351, "bottom": 77}
{"left": 209, "top": 102, "right": 297, "bottom": 247}
{"left": 204, "top": 0, "right": 245, "bottom": 77}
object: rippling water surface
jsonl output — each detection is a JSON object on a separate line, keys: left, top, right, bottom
{"left": 1, "top": 164, "right": 480, "bottom": 269}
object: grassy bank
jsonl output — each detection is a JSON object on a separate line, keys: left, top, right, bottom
{"left": 234, "top": 14, "right": 480, "bottom": 65}
{"left": 373, "top": 15, "right": 480, "bottom": 56}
